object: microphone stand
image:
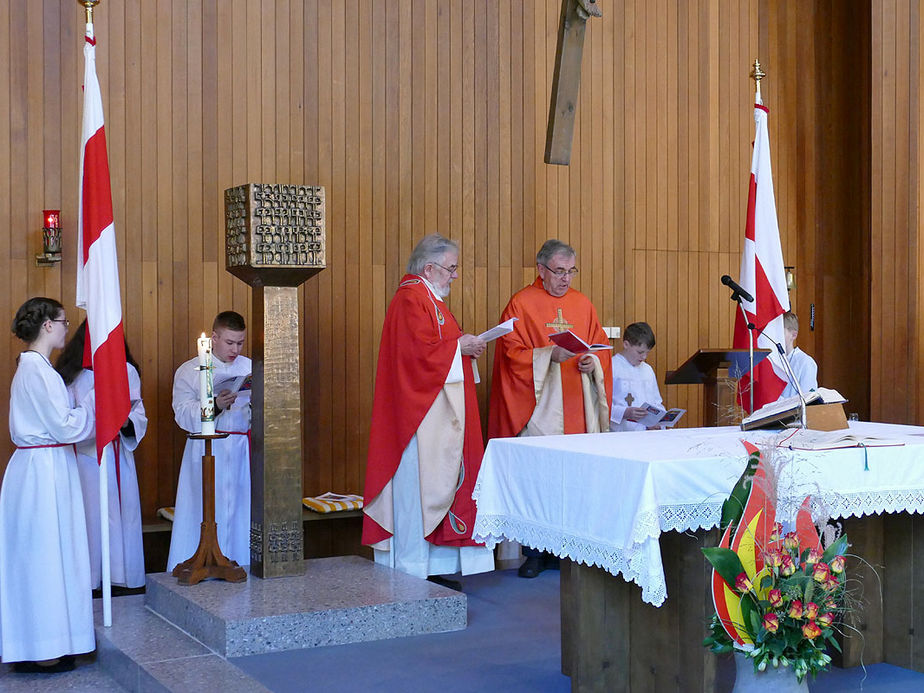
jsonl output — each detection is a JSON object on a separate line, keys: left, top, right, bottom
{"left": 756, "top": 327, "right": 808, "bottom": 429}
{"left": 729, "top": 291, "right": 756, "bottom": 414}
{"left": 772, "top": 341, "right": 807, "bottom": 429}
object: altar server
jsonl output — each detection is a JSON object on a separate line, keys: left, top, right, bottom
{"left": 167, "top": 311, "right": 252, "bottom": 571}
{"left": 0, "top": 298, "right": 95, "bottom": 672}
{"left": 610, "top": 322, "right": 664, "bottom": 431}
{"left": 56, "top": 320, "right": 148, "bottom": 589}
{"left": 488, "top": 239, "right": 611, "bottom": 577}
{"left": 363, "top": 234, "right": 494, "bottom": 583}
{"left": 780, "top": 311, "right": 818, "bottom": 399}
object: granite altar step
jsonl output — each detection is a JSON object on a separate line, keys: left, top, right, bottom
{"left": 145, "top": 555, "right": 467, "bottom": 657}
{"left": 95, "top": 556, "right": 465, "bottom": 691}
{"left": 94, "top": 595, "right": 268, "bottom": 693}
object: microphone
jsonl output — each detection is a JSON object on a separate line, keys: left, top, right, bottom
{"left": 721, "top": 275, "right": 755, "bottom": 303}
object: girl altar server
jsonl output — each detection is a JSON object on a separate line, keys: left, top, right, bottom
{"left": 0, "top": 298, "right": 96, "bottom": 672}
{"left": 57, "top": 320, "right": 147, "bottom": 589}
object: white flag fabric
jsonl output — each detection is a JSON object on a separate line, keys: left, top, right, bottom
{"left": 733, "top": 95, "right": 791, "bottom": 412}
{"left": 77, "top": 21, "right": 130, "bottom": 456}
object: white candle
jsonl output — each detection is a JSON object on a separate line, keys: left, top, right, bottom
{"left": 197, "top": 333, "right": 215, "bottom": 435}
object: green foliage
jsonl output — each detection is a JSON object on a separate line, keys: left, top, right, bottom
{"left": 719, "top": 449, "right": 761, "bottom": 533}
{"left": 701, "top": 547, "right": 745, "bottom": 589}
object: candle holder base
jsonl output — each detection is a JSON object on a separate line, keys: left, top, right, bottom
{"left": 173, "top": 433, "right": 246, "bottom": 586}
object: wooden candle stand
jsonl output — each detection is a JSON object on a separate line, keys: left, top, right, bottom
{"left": 172, "top": 433, "right": 247, "bottom": 585}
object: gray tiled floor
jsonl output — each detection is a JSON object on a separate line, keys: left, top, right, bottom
{"left": 2, "top": 567, "right": 924, "bottom": 691}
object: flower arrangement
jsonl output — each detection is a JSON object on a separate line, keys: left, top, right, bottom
{"left": 702, "top": 442, "right": 850, "bottom": 683}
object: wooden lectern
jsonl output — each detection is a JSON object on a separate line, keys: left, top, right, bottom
{"left": 665, "top": 349, "right": 771, "bottom": 426}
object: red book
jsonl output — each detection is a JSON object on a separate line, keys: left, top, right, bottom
{"left": 548, "top": 330, "right": 613, "bottom": 354}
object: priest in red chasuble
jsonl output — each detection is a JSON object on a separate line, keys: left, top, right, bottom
{"left": 362, "top": 234, "right": 495, "bottom": 581}
{"left": 488, "top": 239, "right": 612, "bottom": 576}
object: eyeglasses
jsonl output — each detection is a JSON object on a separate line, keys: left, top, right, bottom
{"left": 541, "top": 263, "right": 579, "bottom": 277}
{"left": 51, "top": 318, "right": 69, "bottom": 327}
{"left": 430, "top": 261, "right": 458, "bottom": 274}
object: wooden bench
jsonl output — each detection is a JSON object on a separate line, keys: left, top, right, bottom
{"left": 142, "top": 508, "right": 371, "bottom": 575}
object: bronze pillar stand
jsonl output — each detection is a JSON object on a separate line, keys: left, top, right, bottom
{"left": 172, "top": 434, "right": 247, "bottom": 585}
{"left": 225, "top": 183, "right": 326, "bottom": 578}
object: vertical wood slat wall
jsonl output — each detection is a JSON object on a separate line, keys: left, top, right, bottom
{"left": 0, "top": 0, "right": 886, "bottom": 523}
{"left": 870, "top": 0, "right": 921, "bottom": 423}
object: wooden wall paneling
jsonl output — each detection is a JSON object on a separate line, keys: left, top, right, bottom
{"left": 520, "top": 0, "right": 535, "bottom": 273}
{"left": 870, "top": 3, "right": 884, "bottom": 420}
{"left": 0, "top": 0, "right": 892, "bottom": 513}
{"left": 355, "top": 0, "right": 373, "bottom": 494}
{"left": 895, "top": 0, "right": 914, "bottom": 424}
{"left": 274, "top": 0, "right": 290, "bottom": 182}
{"left": 302, "top": 0, "right": 321, "bottom": 496}
{"left": 25, "top": 2, "right": 43, "bottom": 303}
{"left": 486, "top": 0, "right": 502, "bottom": 351}
{"left": 918, "top": 0, "right": 924, "bottom": 425}
{"left": 316, "top": 0, "right": 334, "bottom": 495}
{"left": 508, "top": 0, "right": 523, "bottom": 307}
{"left": 330, "top": 0, "right": 348, "bottom": 492}
{"left": 0, "top": 1, "right": 9, "bottom": 466}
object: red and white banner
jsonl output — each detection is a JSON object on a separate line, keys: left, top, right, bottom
{"left": 734, "top": 95, "right": 791, "bottom": 412}
{"left": 77, "top": 21, "right": 130, "bottom": 460}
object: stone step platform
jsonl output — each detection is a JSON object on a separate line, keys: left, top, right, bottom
{"left": 95, "top": 595, "right": 268, "bottom": 693}
{"left": 96, "top": 555, "right": 466, "bottom": 690}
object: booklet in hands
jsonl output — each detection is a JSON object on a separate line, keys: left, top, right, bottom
{"left": 548, "top": 329, "right": 613, "bottom": 354}
{"left": 212, "top": 372, "right": 252, "bottom": 394}
{"left": 637, "top": 403, "right": 686, "bottom": 428}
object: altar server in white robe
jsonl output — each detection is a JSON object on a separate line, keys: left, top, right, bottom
{"left": 56, "top": 320, "right": 148, "bottom": 589}
{"left": 610, "top": 322, "right": 664, "bottom": 432}
{"left": 167, "top": 311, "right": 252, "bottom": 571}
{"left": 0, "top": 297, "right": 95, "bottom": 672}
{"left": 779, "top": 311, "right": 818, "bottom": 399}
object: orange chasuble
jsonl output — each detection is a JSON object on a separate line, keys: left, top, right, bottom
{"left": 488, "top": 277, "right": 612, "bottom": 438}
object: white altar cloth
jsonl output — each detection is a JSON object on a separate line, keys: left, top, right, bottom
{"left": 472, "top": 422, "right": 924, "bottom": 606}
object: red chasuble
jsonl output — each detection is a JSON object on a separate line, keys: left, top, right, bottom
{"left": 362, "top": 275, "right": 485, "bottom": 547}
{"left": 488, "top": 277, "right": 612, "bottom": 438}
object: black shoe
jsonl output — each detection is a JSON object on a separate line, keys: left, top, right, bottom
{"left": 13, "top": 655, "right": 75, "bottom": 674}
{"left": 543, "top": 554, "right": 560, "bottom": 570}
{"left": 518, "top": 555, "right": 544, "bottom": 578}
{"left": 427, "top": 575, "right": 462, "bottom": 592}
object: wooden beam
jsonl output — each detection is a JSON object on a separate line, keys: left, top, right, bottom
{"left": 545, "top": 0, "right": 601, "bottom": 165}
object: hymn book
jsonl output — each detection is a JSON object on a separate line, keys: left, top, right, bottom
{"left": 212, "top": 372, "right": 252, "bottom": 394}
{"left": 636, "top": 403, "right": 686, "bottom": 429}
{"left": 548, "top": 329, "right": 613, "bottom": 354}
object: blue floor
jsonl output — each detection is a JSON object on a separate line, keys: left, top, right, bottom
{"left": 231, "top": 567, "right": 924, "bottom": 693}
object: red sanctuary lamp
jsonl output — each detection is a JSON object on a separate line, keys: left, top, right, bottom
{"left": 36, "top": 209, "right": 63, "bottom": 267}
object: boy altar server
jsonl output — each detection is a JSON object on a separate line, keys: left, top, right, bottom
{"left": 610, "top": 322, "right": 663, "bottom": 432}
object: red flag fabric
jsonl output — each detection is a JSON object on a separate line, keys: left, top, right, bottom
{"left": 77, "top": 22, "right": 130, "bottom": 461}
{"left": 734, "top": 96, "right": 791, "bottom": 413}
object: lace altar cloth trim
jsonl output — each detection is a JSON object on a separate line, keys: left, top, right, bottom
{"left": 475, "top": 490, "right": 924, "bottom": 608}
{"left": 474, "top": 514, "right": 670, "bottom": 607}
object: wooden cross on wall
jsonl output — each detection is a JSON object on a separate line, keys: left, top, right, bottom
{"left": 545, "top": 0, "right": 603, "bottom": 165}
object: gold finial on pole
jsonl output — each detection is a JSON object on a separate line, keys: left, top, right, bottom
{"left": 750, "top": 59, "right": 766, "bottom": 101}
{"left": 79, "top": 0, "right": 100, "bottom": 25}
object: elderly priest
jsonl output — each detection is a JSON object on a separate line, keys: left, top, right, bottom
{"left": 488, "top": 239, "right": 612, "bottom": 577}
{"left": 362, "top": 234, "right": 494, "bottom": 583}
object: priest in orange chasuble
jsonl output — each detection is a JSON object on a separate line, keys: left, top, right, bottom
{"left": 362, "top": 234, "right": 494, "bottom": 582}
{"left": 488, "top": 239, "right": 612, "bottom": 576}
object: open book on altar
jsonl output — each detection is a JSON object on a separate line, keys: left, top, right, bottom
{"left": 741, "top": 387, "right": 846, "bottom": 431}
{"left": 549, "top": 330, "right": 613, "bottom": 354}
{"left": 636, "top": 403, "right": 686, "bottom": 429}
{"left": 780, "top": 428, "right": 906, "bottom": 450}
{"left": 213, "top": 371, "right": 252, "bottom": 394}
